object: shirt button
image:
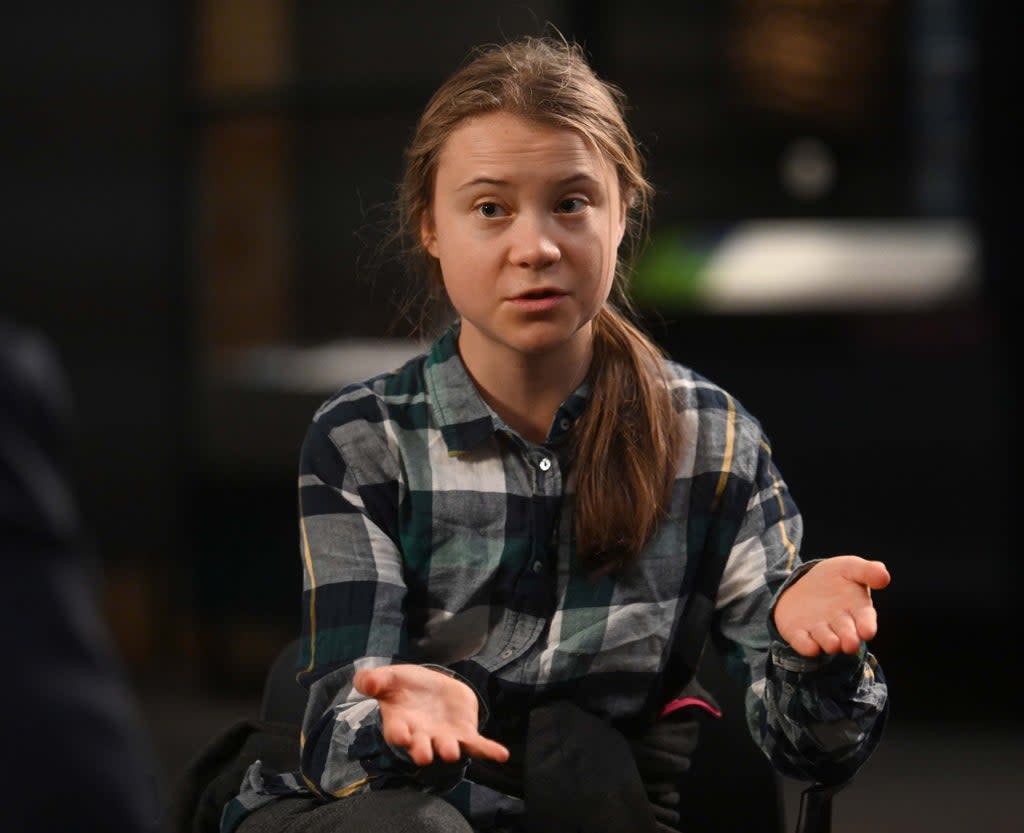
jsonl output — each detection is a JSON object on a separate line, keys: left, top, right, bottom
{"left": 538, "top": 457, "right": 552, "bottom": 471}
{"left": 532, "top": 560, "right": 543, "bottom": 573}
{"left": 500, "top": 649, "right": 514, "bottom": 659}
{"left": 559, "top": 418, "right": 571, "bottom": 430}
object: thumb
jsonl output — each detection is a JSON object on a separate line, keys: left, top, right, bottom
{"left": 353, "top": 667, "right": 390, "bottom": 698}
{"left": 845, "top": 558, "right": 891, "bottom": 591}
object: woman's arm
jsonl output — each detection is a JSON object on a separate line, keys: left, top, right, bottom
{"left": 297, "top": 418, "right": 505, "bottom": 799}
{"left": 713, "top": 431, "right": 890, "bottom": 785}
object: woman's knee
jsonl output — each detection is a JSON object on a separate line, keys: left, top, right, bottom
{"left": 359, "top": 789, "right": 473, "bottom": 832}
{"left": 238, "top": 789, "right": 473, "bottom": 833}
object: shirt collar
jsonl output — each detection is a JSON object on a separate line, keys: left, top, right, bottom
{"left": 424, "top": 322, "right": 591, "bottom": 455}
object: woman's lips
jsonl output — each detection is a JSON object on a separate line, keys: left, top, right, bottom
{"left": 507, "top": 289, "right": 568, "bottom": 312}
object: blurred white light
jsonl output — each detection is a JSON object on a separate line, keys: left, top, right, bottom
{"left": 701, "top": 220, "right": 978, "bottom": 312}
{"left": 214, "top": 338, "right": 425, "bottom": 394}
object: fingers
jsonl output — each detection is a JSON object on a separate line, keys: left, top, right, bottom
{"left": 461, "top": 733, "right": 511, "bottom": 763}
{"left": 853, "top": 604, "right": 878, "bottom": 643}
{"left": 785, "top": 629, "right": 821, "bottom": 658}
{"left": 381, "top": 715, "right": 413, "bottom": 750}
{"left": 809, "top": 622, "right": 842, "bottom": 655}
{"left": 810, "top": 611, "right": 872, "bottom": 655}
{"left": 406, "top": 730, "right": 434, "bottom": 767}
{"left": 433, "top": 734, "right": 463, "bottom": 764}
{"left": 396, "top": 728, "right": 508, "bottom": 765}
{"left": 382, "top": 718, "right": 456, "bottom": 767}
{"left": 402, "top": 732, "right": 508, "bottom": 766}
{"left": 788, "top": 616, "right": 867, "bottom": 656}
{"left": 383, "top": 723, "right": 507, "bottom": 766}
{"left": 832, "top": 612, "right": 863, "bottom": 654}
{"left": 382, "top": 716, "right": 435, "bottom": 766}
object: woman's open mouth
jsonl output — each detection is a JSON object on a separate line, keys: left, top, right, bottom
{"left": 508, "top": 287, "right": 568, "bottom": 312}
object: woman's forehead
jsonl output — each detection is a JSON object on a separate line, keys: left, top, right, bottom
{"left": 436, "top": 111, "right": 614, "bottom": 187}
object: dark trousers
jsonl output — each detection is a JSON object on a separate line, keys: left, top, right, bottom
{"left": 235, "top": 790, "right": 473, "bottom": 833}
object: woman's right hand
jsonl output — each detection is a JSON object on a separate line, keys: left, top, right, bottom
{"left": 353, "top": 664, "right": 510, "bottom": 767}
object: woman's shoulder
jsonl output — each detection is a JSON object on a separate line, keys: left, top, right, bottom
{"left": 297, "top": 349, "right": 433, "bottom": 484}
{"left": 309, "top": 348, "right": 431, "bottom": 437}
{"left": 659, "top": 357, "right": 765, "bottom": 442}
{"left": 660, "top": 358, "right": 746, "bottom": 411}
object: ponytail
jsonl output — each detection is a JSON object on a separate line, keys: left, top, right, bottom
{"left": 572, "top": 304, "right": 682, "bottom": 574}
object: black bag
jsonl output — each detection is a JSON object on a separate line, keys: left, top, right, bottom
{"left": 524, "top": 699, "right": 660, "bottom": 833}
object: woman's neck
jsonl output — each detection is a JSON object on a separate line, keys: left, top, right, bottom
{"left": 457, "top": 327, "right": 593, "bottom": 444}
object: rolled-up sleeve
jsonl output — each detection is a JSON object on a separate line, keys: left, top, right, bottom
{"left": 714, "top": 429, "right": 888, "bottom": 785}
{"left": 296, "top": 418, "right": 469, "bottom": 797}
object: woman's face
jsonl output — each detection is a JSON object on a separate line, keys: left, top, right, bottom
{"left": 421, "top": 111, "right": 626, "bottom": 366}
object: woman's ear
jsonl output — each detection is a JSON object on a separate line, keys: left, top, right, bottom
{"left": 420, "top": 213, "right": 439, "bottom": 259}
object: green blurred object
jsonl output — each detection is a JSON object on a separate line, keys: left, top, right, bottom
{"left": 629, "top": 226, "right": 711, "bottom": 310}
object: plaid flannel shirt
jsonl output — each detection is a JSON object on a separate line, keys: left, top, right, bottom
{"left": 222, "top": 324, "right": 887, "bottom": 832}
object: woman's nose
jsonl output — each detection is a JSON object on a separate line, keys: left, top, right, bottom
{"left": 507, "top": 214, "right": 561, "bottom": 269}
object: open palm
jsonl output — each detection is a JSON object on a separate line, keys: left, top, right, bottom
{"left": 773, "top": 555, "right": 891, "bottom": 657}
{"left": 354, "top": 664, "right": 510, "bottom": 767}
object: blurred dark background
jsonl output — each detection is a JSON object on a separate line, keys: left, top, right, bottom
{"left": 3, "top": 2, "right": 1019, "bottom": 831}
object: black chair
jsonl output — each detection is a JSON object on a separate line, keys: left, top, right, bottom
{"left": 259, "top": 637, "right": 307, "bottom": 725}
{"left": 677, "top": 639, "right": 787, "bottom": 832}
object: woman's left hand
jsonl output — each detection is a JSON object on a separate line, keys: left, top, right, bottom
{"left": 773, "top": 556, "right": 891, "bottom": 657}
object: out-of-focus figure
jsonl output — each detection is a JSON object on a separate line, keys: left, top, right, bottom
{"left": 0, "top": 322, "right": 159, "bottom": 832}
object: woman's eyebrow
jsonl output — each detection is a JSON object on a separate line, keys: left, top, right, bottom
{"left": 456, "top": 176, "right": 509, "bottom": 191}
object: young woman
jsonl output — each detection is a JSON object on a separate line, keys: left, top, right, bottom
{"left": 226, "top": 36, "right": 890, "bottom": 833}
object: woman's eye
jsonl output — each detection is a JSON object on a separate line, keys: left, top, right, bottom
{"left": 477, "top": 202, "right": 505, "bottom": 218}
{"left": 556, "top": 197, "right": 585, "bottom": 213}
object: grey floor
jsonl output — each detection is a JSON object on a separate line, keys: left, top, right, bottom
{"left": 777, "top": 724, "right": 1023, "bottom": 833}
{"left": 143, "top": 685, "right": 1024, "bottom": 833}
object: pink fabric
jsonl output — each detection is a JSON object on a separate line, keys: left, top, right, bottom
{"left": 659, "top": 696, "right": 722, "bottom": 719}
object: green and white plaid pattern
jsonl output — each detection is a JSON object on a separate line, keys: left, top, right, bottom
{"left": 223, "top": 324, "right": 887, "bottom": 832}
